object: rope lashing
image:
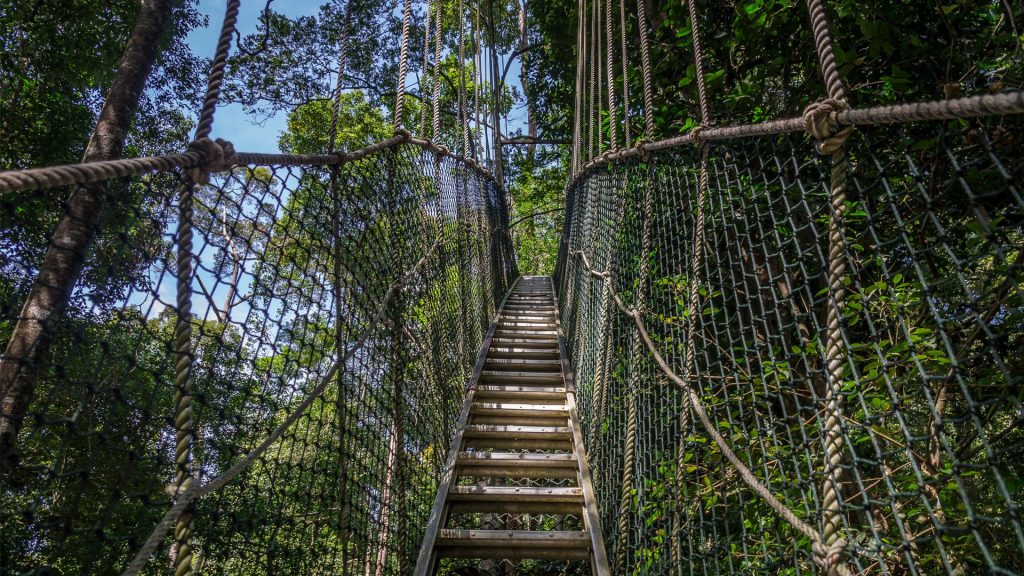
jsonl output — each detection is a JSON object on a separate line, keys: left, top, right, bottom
{"left": 804, "top": 96, "right": 856, "bottom": 576}
{"left": 184, "top": 138, "right": 236, "bottom": 184}
{"left": 803, "top": 99, "right": 852, "bottom": 153}
{"left": 814, "top": 538, "right": 851, "bottom": 576}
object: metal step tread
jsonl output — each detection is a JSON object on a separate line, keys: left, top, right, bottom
{"left": 463, "top": 424, "right": 571, "bottom": 437}
{"left": 448, "top": 485, "right": 583, "bottom": 500}
{"left": 456, "top": 452, "right": 577, "bottom": 464}
{"left": 471, "top": 402, "right": 567, "bottom": 412}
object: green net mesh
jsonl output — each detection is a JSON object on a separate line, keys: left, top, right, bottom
{"left": 0, "top": 143, "right": 516, "bottom": 574}
{"left": 556, "top": 118, "right": 1023, "bottom": 575}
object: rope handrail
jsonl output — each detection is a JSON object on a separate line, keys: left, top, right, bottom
{"left": 0, "top": 134, "right": 505, "bottom": 195}
{"left": 564, "top": 89, "right": 1024, "bottom": 189}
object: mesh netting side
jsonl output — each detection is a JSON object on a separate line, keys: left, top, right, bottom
{"left": 556, "top": 118, "right": 1023, "bottom": 575}
{"left": 0, "top": 142, "right": 516, "bottom": 574}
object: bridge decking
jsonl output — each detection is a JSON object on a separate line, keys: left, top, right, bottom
{"left": 415, "top": 276, "right": 610, "bottom": 574}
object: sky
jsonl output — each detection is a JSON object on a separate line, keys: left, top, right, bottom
{"left": 186, "top": 1, "right": 322, "bottom": 153}
{"left": 185, "top": 0, "right": 529, "bottom": 153}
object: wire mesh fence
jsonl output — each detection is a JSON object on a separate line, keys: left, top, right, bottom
{"left": 556, "top": 116, "right": 1023, "bottom": 575}
{"left": 0, "top": 143, "right": 516, "bottom": 574}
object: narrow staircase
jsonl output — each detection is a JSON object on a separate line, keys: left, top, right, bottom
{"left": 415, "top": 276, "right": 610, "bottom": 575}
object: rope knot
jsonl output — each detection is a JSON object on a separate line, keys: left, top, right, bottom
{"left": 803, "top": 99, "right": 852, "bottom": 155}
{"left": 812, "top": 538, "right": 849, "bottom": 576}
{"left": 332, "top": 151, "right": 352, "bottom": 164}
{"left": 435, "top": 144, "right": 450, "bottom": 157}
{"left": 690, "top": 125, "right": 706, "bottom": 142}
{"left": 634, "top": 139, "right": 652, "bottom": 161}
{"left": 394, "top": 127, "right": 413, "bottom": 143}
{"left": 186, "top": 138, "right": 236, "bottom": 184}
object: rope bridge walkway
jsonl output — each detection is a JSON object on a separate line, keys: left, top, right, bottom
{"left": 0, "top": 0, "right": 1021, "bottom": 575}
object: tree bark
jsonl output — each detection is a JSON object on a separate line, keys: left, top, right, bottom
{"left": 518, "top": 0, "right": 537, "bottom": 161}
{"left": 0, "top": 0, "right": 176, "bottom": 456}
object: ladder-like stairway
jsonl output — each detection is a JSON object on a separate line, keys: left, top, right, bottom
{"left": 415, "top": 276, "right": 610, "bottom": 575}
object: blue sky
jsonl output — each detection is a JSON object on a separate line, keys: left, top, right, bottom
{"left": 186, "top": 0, "right": 528, "bottom": 153}
{"left": 187, "top": 1, "right": 322, "bottom": 153}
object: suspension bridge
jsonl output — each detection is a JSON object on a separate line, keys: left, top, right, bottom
{"left": 1, "top": 0, "right": 1022, "bottom": 574}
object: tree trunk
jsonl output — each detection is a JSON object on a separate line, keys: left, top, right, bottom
{"left": 518, "top": 0, "right": 537, "bottom": 161}
{"left": 0, "top": 0, "right": 176, "bottom": 456}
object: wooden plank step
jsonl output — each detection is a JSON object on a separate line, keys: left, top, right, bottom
{"left": 484, "top": 358, "right": 562, "bottom": 371}
{"left": 435, "top": 530, "right": 590, "bottom": 560}
{"left": 487, "top": 349, "right": 560, "bottom": 360}
{"left": 454, "top": 452, "right": 578, "bottom": 481}
{"left": 492, "top": 330, "right": 557, "bottom": 339}
{"left": 494, "top": 326, "right": 556, "bottom": 333}
{"left": 463, "top": 424, "right": 571, "bottom": 440}
{"left": 490, "top": 337, "right": 559, "bottom": 346}
{"left": 479, "top": 371, "right": 563, "bottom": 384}
{"left": 471, "top": 402, "right": 567, "bottom": 416}
{"left": 498, "top": 323, "right": 556, "bottom": 330}
{"left": 447, "top": 486, "right": 583, "bottom": 512}
{"left": 474, "top": 385, "right": 567, "bottom": 401}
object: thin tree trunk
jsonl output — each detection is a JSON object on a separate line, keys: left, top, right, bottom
{"left": 0, "top": 0, "right": 176, "bottom": 455}
{"left": 518, "top": 0, "right": 537, "bottom": 161}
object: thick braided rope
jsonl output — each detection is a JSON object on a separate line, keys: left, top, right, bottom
{"left": 172, "top": 179, "right": 195, "bottom": 576}
{"left": 635, "top": 0, "right": 655, "bottom": 137}
{"left": 420, "top": 0, "right": 433, "bottom": 137}
{"left": 618, "top": 0, "right": 632, "bottom": 146}
{"left": 171, "top": 2, "right": 240, "bottom": 572}
{"left": 329, "top": 2, "right": 353, "bottom": 154}
{"left": 572, "top": 0, "right": 585, "bottom": 173}
{"left": 805, "top": 0, "right": 845, "bottom": 103}
{"left": 0, "top": 153, "right": 202, "bottom": 194}
{"left": 588, "top": 0, "right": 597, "bottom": 160}
{"left": 671, "top": 1, "right": 711, "bottom": 561}
{"left": 804, "top": 1, "right": 854, "bottom": 569}
{"left": 604, "top": 0, "right": 618, "bottom": 148}
{"left": 393, "top": 0, "right": 414, "bottom": 132}
{"left": 458, "top": 0, "right": 469, "bottom": 157}
{"left": 685, "top": 0, "right": 711, "bottom": 125}
{"left": 614, "top": 161, "right": 656, "bottom": 573}
{"left": 573, "top": 248, "right": 854, "bottom": 563}
{"left": 194, "top": 0, "right": 240, "bottom": 140}
{"left": 595, "top": 0, "right": 605, "bottom": 154}
{"left": 473, "top": 6, "right": 482, "bottom": 161}
{"left": 432, "top": 3, "right": 443, "bottom": 143}
{"left": 805, "top": 101, "right": 855, "bottom": 576}
{"left": 123, "top": 216, "right": 446, "bottom": 576}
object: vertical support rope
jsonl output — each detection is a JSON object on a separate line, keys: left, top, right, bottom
{"left": 805, "top": 0, "right": 854, "bottom": 572}
{"left": 194, "top": 0, "right": 240, "bottom": 141}
{"left": 595, "top": 0, "right": 605, "bottom": 154}
{"left": 394, "top": 0, "right": 414, "bottom": 132}
{"left": 634, "top": 0, "right": 655, "bottom": 137}
{"left": 420, "top": 0, "right": 433, "bottom": 137}
{"left": 614, "top": 162, "right": 656, "bottom": 574}
{"left": 588, "top": 0, "right": 597, "bottom": 160}
{"left": 619, "top": 0, "right": 632, "bottom": 145}
{"left": 432, "top": 2, "right": 443, "bottom": 142}
{"left": 604, "top": 0, "right": 618, "bottom": 149}
{"left": 172, "top": 181, "right": 195, "bottom": 576}
{"left": 173, "top": 3, "right": 239, "bottom": 574}
{"left": 458, "top": 0, "right": 469, "bottom": 157}
{"left": 326, "top": 3, "right": 353, "bottom": 560}
{"left": 685, "top": 0, "right": 711, "bottom": 126}
{"left": 572, "top": 0, "right": 585, "bottom": 174}
{"left": 474, "top": 6, "right": 483, "bottom": 162}
{"left": 329, "top": 4, "right": 353, "bottom": 154}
